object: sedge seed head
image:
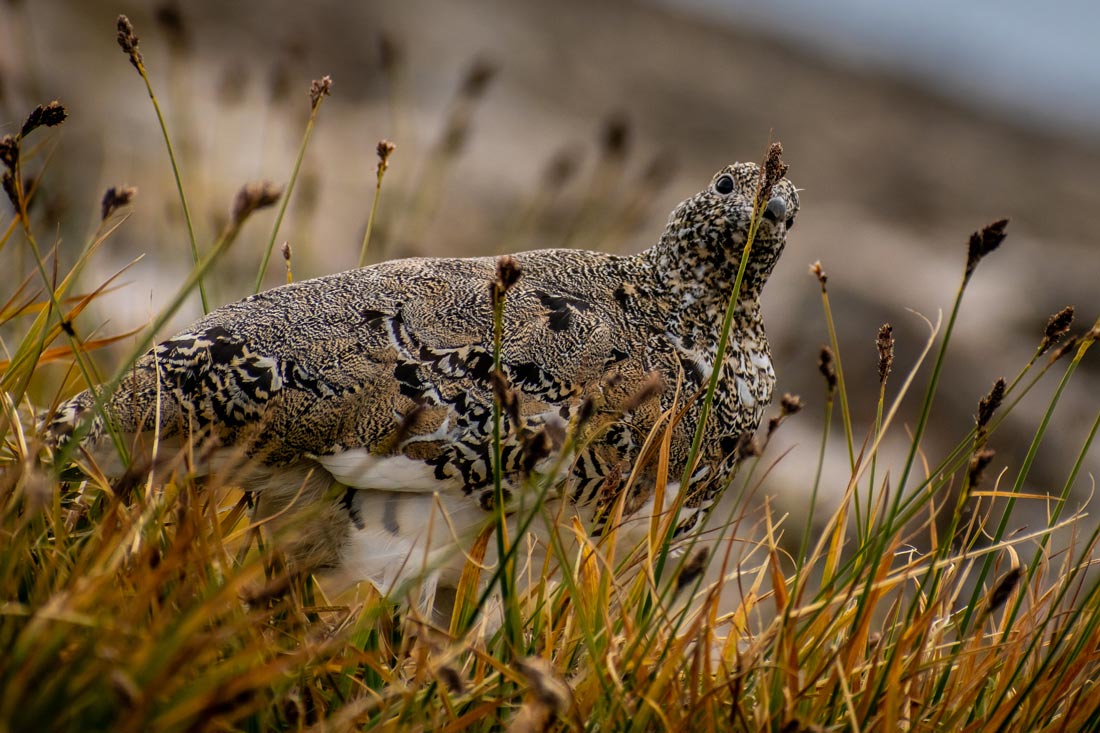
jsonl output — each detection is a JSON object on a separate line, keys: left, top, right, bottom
{"left": 675, "top": 547, "right": 709, "bottom": 594}
{"left": 876, "top": 323, "right": 895, "bottom": 383}
{"left": 101, "top": 185, "right": 137, "bottom": 220}
{"left": 780, "top": 393, "right": 803, "bottom": 416}
{"left": 600, "top": 112, "right": 631, "bottom": 159}
{"left": 758, "top": 141, "right": 788, "bottom": 203}
{"left": 460, "top": 57, "right": 497, "bottom": 99}
{"left": 377, "top": 31, "right": 402, "bottom": 73}
{"left": 231, "top": 180, "right": 282, "bottom": 226}
{"left": 818, "top": 346, "right": 837, "bottom": 392}
{"left": 809, "top": 261, "right": 827, "bottom": 289}
{"left": 621, "top": 372, "right": 664, "bottom": 413}
{"left": 0, "top": 135, "right": 17, "bottom": 170}
{"left": 21, "top": 100, "right": 67, "bottom": 138}
{"left": 376, "top": 139, "right": 395, "bottom": 176}
{"left": 116, "top": 15, "right": 143, "bottom": 70}
{"left": 968, "top": 448, "right": 996, "bottom": 489}
{"left": 494, "top": 255, "right": 523, "bottom": 297}
{"left": 2, "top": 171, "right": 17, "bottom": 211}
{"left": 965, "top": 218, "right": 1009, "bottom": 279}
{"left": 987, "top": 566, "right": 1023, "bottom": 613}
{"left": 1038, "top": 305, "right": 1074, "bottom": 355}
{"left": 309, "top": 75, "right": 332, "bottom": 109}
{"left": 543, "top": 148, "right": 580, "bottom": 189}
{"left": 977, "top": 377, "right": 1006, "bottom": 430}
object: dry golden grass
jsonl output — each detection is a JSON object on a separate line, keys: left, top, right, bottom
{"left": 2, "top": 14, "right": 1100, "bottom": 733}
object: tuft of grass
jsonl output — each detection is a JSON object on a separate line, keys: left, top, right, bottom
{"left": 2, "top": 21, "right": 1099, "bottom": 733}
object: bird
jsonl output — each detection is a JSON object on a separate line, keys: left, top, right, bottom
{"left": 47, "top": 158, "right": 798, "bottom": 605}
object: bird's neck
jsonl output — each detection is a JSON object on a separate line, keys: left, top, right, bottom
{"left": 643, "top": 228, "right": 766, "bottom": 338}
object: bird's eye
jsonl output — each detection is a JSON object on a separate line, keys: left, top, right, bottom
{"left": 785, "top": 215, "right": 796, "bottom": 231}
{"left": 714, "top": 175, "right": 735, "bottom": 195}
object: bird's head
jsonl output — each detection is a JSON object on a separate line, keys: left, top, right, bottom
{"left": 657, "top": 160, "right": 799, "bottom": 302}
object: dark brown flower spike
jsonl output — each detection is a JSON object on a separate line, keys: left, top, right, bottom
{"left": 231, "top": 181, "right": 282, "bottom": 226}
{"left": 601, "top": 113, "right": 631, "bottom": 159}
{"left": 964, "top": 218, "right": 1009, "bottom": 280}
{"left": 21, "top": 101, "right": 68, "bottom": 138}
{"left": 758, "top": 141, "right": 788, "bottom": 204}
{"left": 809, "top": 261, "right": 827, "bottom": 290}
{"left": 376, "top": 139, "right": 396, "bottom": 178}
{"left": 968, "top": 448, "right": 996, "bottom": 489}
{"left": 1038, "top": 306, "right": 1074, "bottom": 356}
{"left": 977, "top": 378, "right": 1006, "bottom": 431}
{"left": 986, "top": 566, "right": 1023, "bottom": 613}
{"left": 818, "top": 346, "right": 837, "bottom": 392}
{"left": 0, "top": 135, "right": 17, "bottom": 170}
{"left": 675, "top": 547, "right": 709, "bottom": 594}
{"left": 622, "top": 372, "right": 664, "bottom": 413}
{"left": 117, "top": 15, "right": 143, "bottom": 71}
{"left": 309, "top": 75, "right": 332, "bottom": 109}
{"left": 876, "top": 324, "right": 895, "bottom": 384}
{"left": 101, "top": 185, "right": 138, "bottom": 220}
{"left": 460, "top": 58, "right": 497, "bottom": 99}
{"left": 492, "top": 255, "right": 523, "bottom": 308}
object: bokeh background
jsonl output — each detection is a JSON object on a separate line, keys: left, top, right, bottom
{"left": 3, "top": 0, "right": 1099, "bottom": 544}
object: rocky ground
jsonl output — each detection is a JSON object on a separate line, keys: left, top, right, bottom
{"left": 4, "top": 0, "right": 1098, "bottom": 541}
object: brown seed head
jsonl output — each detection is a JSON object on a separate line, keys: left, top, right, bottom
{"left": 520, "top": 428, "right": 554, "bottom": 474}
{"left": 376, "top": 139, "right": 396, "bottom": 178}
{"left": 986, "top": 566, "right": 1023, "bottom": 613}
{"left": 780, "top": 393, "right": 803, "bottom": 416}
{"left": 390, "top": 402, "right": 425, "bottom": 448}
{"left": 1048, "top": 334, "right": 1080, "bottom": 364}
{"left": 280, "top": 241, "right": 292, "bottom": 263}
{"left": 964, "top": 218, "right": 1009, "bottom": 280}
{"left": 489, "top": 370, "right": 520, "bottom": 426}
{"left": 977, "top": 377, "right": 1006, "bottom": 430}
{"left": 377, "top": 32, "right": 402, "bottom": 73}
{"left": 21, "top": 101, "right": 68, "bottom": 138}
{"left": 460, "top": 58, "right": 497, "bottom": 99}
{"left": 231, "top": 180, "right": 282, "bottom": 226}
{"left": 0, "top": 135, "right": 17, "bottom": 170}
{"left": 2, "top": 171, "right": 17, "bottom": 211}
{"left": 735, "top": 432, "right": 760, "bottom": 460}
{"left": 309, "top": 75, "right": 332, "bottom": 109}
{"left": 492, "top": 255, "right": 523, "bottom": 306}
{"left": 758, "top": 141, "right": 788, "bottom": 203}
{"left": 809, "top": 261, "right": 827, "bottom": 289}
{"left": 766, "top": 396, "right": 802, "bottom": 438}
{"left": 116, "top": 15, "right": 143, "bottom": 71}
{"left": 101, "top": 185, "right": 137, "bottom": 220}
{"left": 436, "top": 664, "right": 465, "bottom": 695}
{"left": 876, "top": 323, "right": 895, "bottom": 383}
{"left": 818, "top": 346, "right": 837, "bottom": 392}
{"left": 1038, "top": 306, "right": 1074, "bottom": 355}
{"left": 514, "top": 656, "right": 571, "bottom": 713}
{"left": 600, "top": 112, "right": 631, "bottom": 159}
{"left": 968, "top": 448, "right": 996, "bottom": 489}
{"left": 576, "top": 396, "right": 596, "bottom": 427}
{"left": 675, "top": 547, "right": 709, "bottom": 594}
{"left": 542, "top": 148, "right": 580, "bottom": 189}
{"left": 622, "top": 372, "right": 664, "bottom": 413}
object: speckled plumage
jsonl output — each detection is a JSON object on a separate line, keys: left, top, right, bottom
{"left": 50, "top": 161, "right": 798, "bottom": 596}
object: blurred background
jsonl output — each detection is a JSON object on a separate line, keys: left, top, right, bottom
{"left": 2, "top": 0, "right": 1098, "bottom": 546}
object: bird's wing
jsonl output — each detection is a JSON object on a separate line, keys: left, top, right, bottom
{"left": 76, "top": 250, "right": 660, "bottom": 495}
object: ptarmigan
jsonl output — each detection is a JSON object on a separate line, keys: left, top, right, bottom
{"left": 48, "top": 159, "right": 798, "bottom": 600}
